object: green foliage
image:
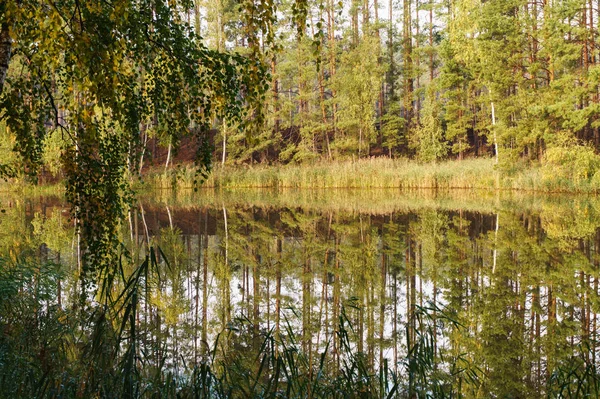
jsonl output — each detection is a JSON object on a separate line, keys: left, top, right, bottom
{"left": 333, "top": 34, "right": 385, "bottom": 158}
{"left": 411, "top": 86, "right": 447, "bottom": 162}
{"left": 380, "top": 102, "right": 405, "bottom": 157}
{"left": 0, "top": 0, "right": 276, "bottom": 278}
{"left": 542, "top": 142, "right": 600, "bottom": 189}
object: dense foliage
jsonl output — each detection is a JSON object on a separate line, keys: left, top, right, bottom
{"left": 189, "top": 0, "right": 600, "bottom": 167}
{"left": 0, "top": 0, "right": 278, "bottom": 273}
{"left": 3, "top": 0, "right": 600, "bottom": 178}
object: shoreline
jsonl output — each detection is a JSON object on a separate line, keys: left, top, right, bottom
{"left": 145, "top": 157, "right": 600, "bottom": 194}
{"left": 3, "top": 157, "right": 599, "bottom": 194}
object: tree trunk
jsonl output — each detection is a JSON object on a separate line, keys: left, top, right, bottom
{"left": 388, "top": 0, "right": 395, "bottom": 101}
{"left": 403, "top": 0, "right": 413, "bottom": 128}
{"left": 375, "top": 0, "right": 384, "bottom": 127}
{"left": 272, "top": 55, "right": 280, "bottom": 133}
{"left": 429, "top": 0, "right": 434, "bottom": 81}
{"left": 165, "top": 140, "right": 172, "bottom": 173}
{"left": 328, "top": 0, "right": 338, "bottom": 151}
{"left": 0, "top": 22, "right": 12, "bottom": 95}
{"left": 194, "top": 0, "right": 201, "bottom": 36}
{"left": 221, "top": 126, "right": 227, "bottom": 166}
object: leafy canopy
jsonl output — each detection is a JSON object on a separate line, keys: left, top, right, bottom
{"left": 0, "top": 0, "right": 274, "bottom": 274}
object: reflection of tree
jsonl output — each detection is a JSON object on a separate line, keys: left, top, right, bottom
{"left": 14, "top": 197, "right": 600, "bottom": 396}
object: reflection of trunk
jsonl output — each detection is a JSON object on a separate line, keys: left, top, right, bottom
{"left": 368, "top": 282, "right": 375, "bottom": 369}
{"left": 302, "top": 254, "right": 313, "bottom": 381}
{"left": 318, "top": 249, "right": 329, "bottom": 351}
{"left": 140, "top": 204, "right": 150, "bottom": 248}
{"left": 581, "top": 271, "right": 589, "bottom": 361}
{"left": 74, "top": 218, "right": 81, "bottom": 273}
{"left": 166, "top": 205, "right": 173, "bottom": 229}
{"left": 418, "top": 243, "right": 423, "bottom": 336}
{"left": 547, "top": 284, "right": 556, "bottom": 381}
{"left": 219, "top": 207, "right": 231, "bottom": 330}
{"left": 406, "top": 238, "right": 416, "bottom": 399}
{"left": 223, "top": 205, "right": 228, "bottom": 266}
{"left": 358, "top": 295, "right": 364, "bottom": 356}
{"left": 532, "top": 285, "right": 541, "bottom": 387}
{"left": 493, "top": 212, "right": 499, "bottom": 274}
{"left": 433, "top": 268, "right": 437, "bottom": 366}
{"left": 594, "top": 276, "right": 598, "bottom": 365}
{"left": 202, "top": 209, "right": 209, "bottom": 355}
{"left": 57, "top": 252, "right": 62, "bottom": 308}
{"left": 253, "top": 254, "right": 260, "bottom": 348}
{"left": 393, "top": 272, "right": 398, "bottom": 373}
{"left": 194, "top": 227, "right": 200, "bottom": 364}
{"left": 275, "top": 237, "right": 282, "bottom": 353}
{"left": 333, "top": 236, "right": 340, "bottom": 369}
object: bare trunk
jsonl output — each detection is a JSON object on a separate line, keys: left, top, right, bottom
{"left": 388, "top": 0, "right": 395, "bottom": 100}
{"left": 429, "top": 0, "right": 434, "bottom": 81}
{"left": 403, "top": 0, "right": 413, "bottom": 128}
{"left": 221, "top": 126, "right": 227, "bottom": 166}
{"left": 0, "top": 22, "right": 11, "bottom": 95}
{"left": 374, "top": 0, "right": 384, "bottom": 126}
{"left": 194, "top": 0, "right": 201, "bottom": 36}
{"left": 491, "top": 101, "right": 498, "bottom": 164}
{"left": 272, "top": 55, "right": 280, "bottom": 134}
{"left": 165, "top": 140, "right": 172, "bottom": 173}
{"left": 138, "top": 125, "right": 149, "bottom": 176}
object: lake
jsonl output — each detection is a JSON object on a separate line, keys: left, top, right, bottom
{"left": 3, "top": 188, "right": 600, "bottom": 397}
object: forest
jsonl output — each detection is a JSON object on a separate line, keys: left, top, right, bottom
{"left": 3, "top": 0, "right": 600, "bottom": 179}
{"left": 3, "top": 0, "right": 600, "bottom": 398}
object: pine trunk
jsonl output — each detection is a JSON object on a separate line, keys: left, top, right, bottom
{"left": 0, "top": 22, "right": 12, "bottom": 95}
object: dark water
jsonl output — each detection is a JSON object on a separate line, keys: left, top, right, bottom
{"left": 4, "top": 189, "right": 600, "bottom": 397}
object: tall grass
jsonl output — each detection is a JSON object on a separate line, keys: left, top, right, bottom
{"left": 7, "top": 157, "right": 600, "bottom": 194}
{"left": 147, "top": 158, "right": 499, "bottom": 190}
{"left": 145, "top": 157, "right": 600, "bottom": 193}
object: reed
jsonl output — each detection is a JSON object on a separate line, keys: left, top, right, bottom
{"left": 146, "top": 158, "right": 497, "bottom": 190}
{"left": 144, "top": 157, "right": 600, "bottom": 193}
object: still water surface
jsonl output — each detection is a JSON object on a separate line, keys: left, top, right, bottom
{"left": 5, "top": 189, "right": 600, "bottom": 396}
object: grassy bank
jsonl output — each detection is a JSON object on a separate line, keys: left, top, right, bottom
{"left": 0, "top": 180, "right": 64, "bottom": 196}
{"left": 150, "top": 158, "right": 498, "bottom": 190}
{"left": 4, "top": 157, "right": 600, "bottom": 194}
{"left": 146, "top": 157, "right": 600, "bottom": 193}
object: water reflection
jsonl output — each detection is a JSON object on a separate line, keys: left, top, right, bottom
{"left": 5, "top": 190, "right": 600, "bottom": 397}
